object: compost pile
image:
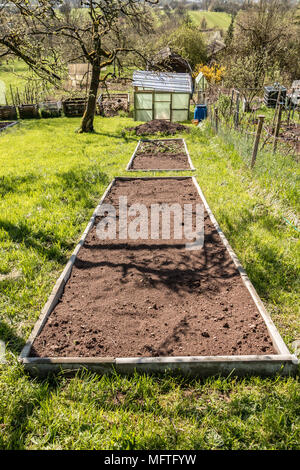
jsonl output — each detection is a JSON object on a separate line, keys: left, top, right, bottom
{"left": 100, "top": 96, "right": 128, "bottom": 117}
{"left": 127, "top": 120, "right": 190, "bottom": 136}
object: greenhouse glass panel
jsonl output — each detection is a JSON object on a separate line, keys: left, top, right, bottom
{"left": 136, "top": 93, "right": 152, "bottom": 109}
{"left": 154, "top": 102, "right": 171, "bottom": 120}
{"left": 172, "top": 93, "right": 189, "bottom": 109}
{"left": 155, "top": 93, "right": 171, "bottom": 102}
{"left": 136, "top": 109, "right": 153, "bottom": 121}
{"left": 172, "top": 109, "right": 189, "bottom": 122}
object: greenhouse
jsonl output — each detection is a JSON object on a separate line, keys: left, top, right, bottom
{"left": 132, "top": 70, "right": 193, "bottom": 122}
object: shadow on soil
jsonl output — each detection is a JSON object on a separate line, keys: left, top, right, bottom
{"left": 76, "top": 231, "right": 238, "bottom": 297}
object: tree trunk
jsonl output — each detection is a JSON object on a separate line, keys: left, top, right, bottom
{"left": 78, "top": 63, "right": 100, "bottom": 133}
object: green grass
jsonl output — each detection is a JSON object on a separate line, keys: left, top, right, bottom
{"left": 189, "top": 11, "right": 231, "bottom": 31}
{"left": 0, "top": 60, "right": 31, "bottom": 104}
{"left": 0, "top": 116, "right": 299, "bottom": 450}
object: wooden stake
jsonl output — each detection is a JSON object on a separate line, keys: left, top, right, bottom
{"left": 272, "top": 104, "right": 282, "bottom": 154}
{"left": 215, "top": 107, "right": 219, "bottom": 133}
{"left": 251, "top": 115, "right": 265, "bottom": 168}
{"left": 229, "top": 89, "right": 234, "bottom": 117}
{"left": 235, "top": 92, "right": 240, "bottom": 129}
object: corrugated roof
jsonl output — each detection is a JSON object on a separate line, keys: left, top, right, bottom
{"left": 132, "top": 70, "right": 192, "bottom": 93}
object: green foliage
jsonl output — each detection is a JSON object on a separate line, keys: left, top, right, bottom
{"left": 224, "top": 53, "right": 266, "bottom": 105}
{"left": 216, "top": 93, "right": 231, "bottom": 119}
{"left": 169, "top": 24, "right": 207, "bottom": 69}
{"left": 224, "top": 1, "right": 300, "bottom": 84}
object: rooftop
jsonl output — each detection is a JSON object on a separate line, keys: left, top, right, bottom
{"left": 132, "top": 70, "right": 193, "bottom": 94}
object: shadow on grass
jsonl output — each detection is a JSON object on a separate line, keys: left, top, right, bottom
{"left": 219, "top": 209, "right": 299, "bottom": 300}
{"left": 0, "top": 321, "right": 26, "bottom": 354}
{"left": 0, "top": 169, "right": 110, "bottom": 263}
{"left": 0, "top": 174, "right": 40, "bottom": 198}
{"left": 0, "top": 219, "right": 70, "bottom": 264}
{"left": 56, "top": 168, "right": 109, "bottom": 195}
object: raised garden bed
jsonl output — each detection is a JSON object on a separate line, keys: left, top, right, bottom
{"left": 97, "top": 93, "right": 129, "bottom": 117}
{"left": 127, "top": 119, "right": 190, "bottom": 136}
{"left": 20, "top": 177, "right": 297, "bottom": 376}
{"left": 0, "top": 121, "right": 18, "bottom": 133}
{"left": 0, "top": 105, "right": 17, "bottom": 121}
{"left": 62, "top": 98, "right": 86, "bottom": 117}
{"left": 39, "top": 101, "right": 62, "bottom": 118}
{"left": 18, "top": 104, "right": 39, "bottom": 119}
{"left": 126, "top": 138, "right": 195, "bottom": 171}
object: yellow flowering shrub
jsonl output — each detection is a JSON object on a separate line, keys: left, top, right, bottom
{"left": 193, "top": 64, "right": 226, "bottom": 83}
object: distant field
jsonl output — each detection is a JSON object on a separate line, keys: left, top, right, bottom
{"left": 0, "top": 60, "right": 30, "bottom": 104}
{"left": 189, "top": 10, "right": 231, "bottom": 31}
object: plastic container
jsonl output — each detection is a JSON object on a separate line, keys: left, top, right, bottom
{"left": 194, "top": 104, "right": 207, "bottom": 122}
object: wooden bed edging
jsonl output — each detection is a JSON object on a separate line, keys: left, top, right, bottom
{"left": 19, "top": 176, "right": 298, "bottom": 376}
{"left": 21, "top": 355, "right": 298, "bottom": 377}
{"left": 0, "top": 121, "right": 18, "bottom": 133}
{"left": 126, "top": 138, "right": 195, "bottom": 172}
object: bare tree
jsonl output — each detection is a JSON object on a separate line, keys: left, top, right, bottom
{"left": 0, "top": 0, "right": 157, "bottom": 133}
{"left": 224, "top": 0, "right": 298, "bottom": 106}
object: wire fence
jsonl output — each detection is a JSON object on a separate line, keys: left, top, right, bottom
{"left": 202, "top": 86, "right": 300, "bottom": 166}
{"left": 195, "top": 86, "right": 300, "bottom": 213}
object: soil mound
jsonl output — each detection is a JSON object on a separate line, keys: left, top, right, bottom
{"left": 127, "top": 119, "right": 190, "bottom": 136}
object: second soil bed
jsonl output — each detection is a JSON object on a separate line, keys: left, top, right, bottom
{"left": 31, "top": 178, "right": 275, "bottom": 358}
{"left": 128, "top": 139, "right": 193, "bottom": 170}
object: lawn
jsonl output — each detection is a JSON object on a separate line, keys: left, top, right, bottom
{"left": 0, "top": 60, "right": 31, "bottom": 104}
{"left": 0, "top": 116, "right": 299, "bottom": 450}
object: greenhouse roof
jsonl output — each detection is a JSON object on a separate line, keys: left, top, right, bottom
{"left": 195, "top": 72, "right": 207, "bottom": 84}
{"left": 132, "top": 70, "right": 193, "bottom": 94}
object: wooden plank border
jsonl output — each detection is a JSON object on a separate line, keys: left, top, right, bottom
{"left": 126, "top": 138, "right": 195, "bottom": 172}
{"left": 0, "top": 121, "right": 18, "bottom": 133}
{"left": 19, "top": 176, "right": 298, "bottom": 376}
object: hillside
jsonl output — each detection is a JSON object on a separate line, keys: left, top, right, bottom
{"left": 189, "top": 10, "right": 231, "bottom": 31}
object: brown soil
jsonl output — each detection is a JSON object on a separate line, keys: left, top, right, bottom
{"left": 127, "top": 120, "right": 190, "bottom": 136}
{"left": 131, "top": 139, "right": 191, "bottom": 170}
{"left": 279, "top": 122, "right": 300, "bottom": 154}
{"left": 99, "top": 94, "right": 129, "bottom": 117}
{"left": 266, "top": 122, "right": 300, "bottom": 154}
{"left": 31, "top": 178, "right": 275, "bottom": 358}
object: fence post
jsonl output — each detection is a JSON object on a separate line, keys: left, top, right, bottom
{"left": 287, "top": 88, "right": 294, "bottom": 126}
{"left": 251, "top": 115, "right": 265, "bottom": 168}
{"left": 215, "top": 107, "right": 219, "bottom": 133}
{"left": 271, "top": 88, "right": 282, "bottom": 133}
{"left": 272, "top": 104, "right": 282, "bottom": 155}
{"left": 235, "top": 91, "right": 240, "bottom": 129}
{"left": 210, "top": 104, "right": 214, "bottom": 126}
{"left": 229, "top": 89, "right": 234, "bottom": 117}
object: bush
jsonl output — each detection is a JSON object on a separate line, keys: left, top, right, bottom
{"left": 169, "top": 25, "right": 207, "bottom": 69}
